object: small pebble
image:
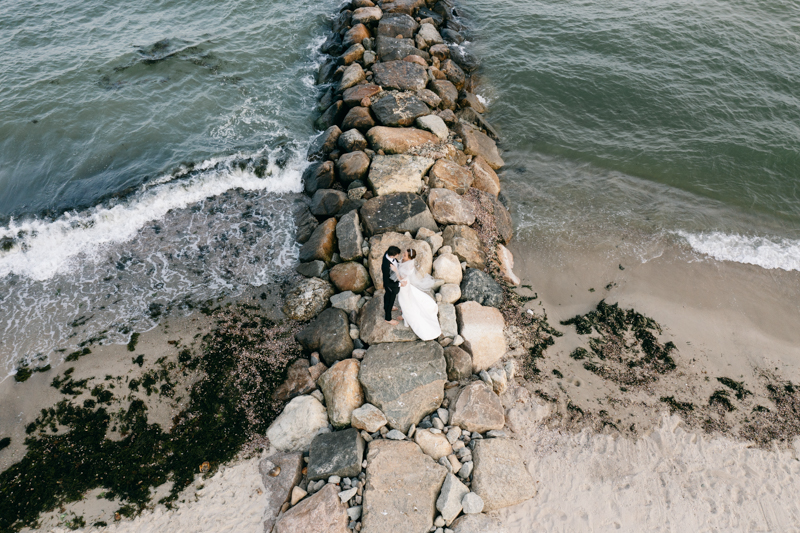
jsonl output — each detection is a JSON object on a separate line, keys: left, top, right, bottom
{"left": 432, "top": 417, "right": 444, "bottom": 430}
{"left": 361, "top": 430, "right": 373, "bottom": 443}
{"left": 446, "top": 427, "right": 461, "bottom": 444}
{"left": 438, "top": 456, "right": 453, "bottom": 472}
{"left": 408, "top": 423, "right": 416, "bottom": 438}
{"left": 479, "top": 370, "right": 492, "bottom": 384}
{"left": 385, "top": 429, "right": 406, "bottom": 440}
{"left": 362, "top": 460, "right": 368, "bottom": 469}
{"left": 461, "top": 492, "right": 484, "bottom": 514}
{"left": 429, "top": 427, "right": 442, "bottom": 434}
{"left": 311, "top": 389, "right": 325, "bottom": 403}
{"left": 486, "top": 430, "right": 507, "bottom": 438}
{"left": 437, "top": 408, "right": 450, "bottom": 424}
{"left": 329, "top": 475, "right": 341, "bottom": 484}
{"left": 434, "top": 516, "right": 446, "bottom": 527}
{"left": 458, "top": 461, "right": 473, "bottom": 479}
{"left": 339, "top": 487, "right": 358, "bottom": 503}
{"left": 380, "top": 426, "right": 388, "bottom": 436}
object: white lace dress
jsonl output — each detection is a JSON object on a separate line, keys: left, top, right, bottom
{"left": 394, "top": 259, "right": 441, "bottom": 341}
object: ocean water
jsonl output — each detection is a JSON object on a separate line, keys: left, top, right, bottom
{"left": 1, "top": 0, "right": 798, "bottom": 373}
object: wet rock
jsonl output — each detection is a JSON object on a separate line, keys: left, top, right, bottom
{"left": 343, "top": 23, "right": 371, "bottom": 49}
{"left": 438, "top": 283, "right": 461, "bottom": 304}
{"left": 458, "top": 92, "right": 486, "bottom": 114}
{"left": 338, "top": 128, "right": 369, "bottom": 152}
{"left": 297, "top": 260, "right": 326, "bottom": 278}
{"left": 428, "top": 79, "right": 458, "bottom": 110}
{"left": 283, "top": 277, "right": 335, "bottom": 321}
{"left": 358, "top": 340, "right": 447, "bottom": 431}
{"left": 303, "top": 161, "right": 335, "bottom": 195}
{"left": 441, "top": 225, "right": 485, "bottom": 269}
{"left": 296, "top": 308, "right": 354, "bottom": 366}
{"left": 267, "top": 395, "right": 330, "bottom": 452}
{"left": 336, "top": 210, "right": 364, "bottom": 262}
{"left": 361, "top": 440, "right": 447, "bottom": 533}
{"left": 371, "top": 92, "right": 431, "bottom": 127}
{"left": 366, "top": 126, "right": 439, "bottom": 155}
{"left": 318, "top": 360, "right": 365, "bottom": 428}
{"left": 471, "top": 438, "right": 537, "bottom": 511}
{"left": 351, "top": 403, "right": 388, "bottom": 432}
{"left": 366, "top": 154, "right": 434, "bottom": 196}
{"left": 321, "top": 32, "right": 344, "bottom": 56}
{"left": 377, "top": 13, "right": 418, "bottom": 38}
{"left": 299, "top": 217, "right": 338, "bottom": 263}
{"left": 415, "top": 428, "right": 453, "bottom": 460}
{"left": 376, "top": 36, "right": 430, "bottom": 62}
{"left": 438, "top": 302, "right": 458, "bottom": 339}
{"left": 456, "top": 107, "right": 500, "bottom": 141}
{"left": 308, "top": 126, "right": 343, "bottom": 161}
{"left": 317, "top": 57, "right": 341, "bottom": 85}
{"left": 366, "top": 232, "right": 433, "bottom": 289}
{"left": 436, "top": 473, "right": 470, "bottom": 525}
{"left": 372, "top": 60, "right": 429, "bottom": 92}
{"left": 441, "top": 28, "right": 464, "bottom": 44}
{"left": 443, "top": 345, "right": 471, "bottom": 381}
{"left": 332, "top": 10, "right": 353, "bottom": 35}
{"left": 439, "top": 59, "right": 465, "bottom": 91}
{"left": 447, "top": 45, "right": 480, "bottom": 72}
{"left": 294, "top": 202, "right": 320, "bottom": 244}
{"left": 453, "top": 123, "right": 503, "bottom": 170}
{"left": 311, "top": 189, "right": 348, "bottom": 217}
{"left": 418, "top": 6, "right": 444, "bottom": 25}
{"left": 342, "top": 106, "right": 376, "bottom": 132}
{"left": 455, "top": 301, "right": 507, "bottom": 373}
{"left": 428, "top": 160, "right": 473, "bottom": 194}
{"left": 339, "top": 63, "right": 366, "bottom": 92}
{"left": 433, "top": 252, "right": 462, "bottom": 284}
{"left": 275, "top": 359, "right": 317, "bottom": 401}
{"left": 260, "top": 452, "right": 305, "bottom": 533}
{"left": 341, "top": 43, "right": 365, "bottom": 65}
{"left": 330, "top": 261, "right": 371, "bottom": 293}
{"left": 460, "top": 268, "right": 503, "bottom": 308}
{"left": 352, "top": 6, "right": 383, "bottom": 25}
{"left": 469, "top": 156, "right": 500, "bottom": 197}
{"left": 343, "top": 84, "right": 383, "bottom": 107}
{"left": 428, "top": 188, "right": 475, "bottom": 226}
{"left": 316, "top": 100, "right": 347, "bottom": 131}
{"left": 415, "top": 114, "right": 449, "bottom": 140}
{"left": 336, "top": 150, "right": 371, "bottom": 187}
{"left": 496, "top": 244, "right": 520, "bottom": 286}
{"left": 273, "top": 483, "right": 349, "bottom": 533}
{"left": 357, "top": 290, "right": 418, "bottom": 343}
{"left": 449, "top": 381, "right": 504, "bottom": 433}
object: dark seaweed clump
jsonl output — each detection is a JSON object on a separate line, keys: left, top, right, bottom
{"left": 660, "top": 396, "right": 694, "bottom": 413}
{"left": 0, "top": 306, "right": 301, "bottom": 532}
{"left": 561, "top": 300, "right": 677, "bottom": 387}
{"left": 740, "top": 377, "right": 800, "bottom": 447}
{"left": 717, "top": 377, "right": 752, "bottom": 400}
{"left": 127, "top": 332, "right": 140, "bottom": 352}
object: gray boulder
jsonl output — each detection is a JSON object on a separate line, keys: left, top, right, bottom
{"left": 376, "top": 35, "right": 430, "bottom": 62}
{"left": 443, "top": 346, "right": 472, "bottom": 381}
{"left": 448, "top": 44, "right": 480, "bottom": 72}
{"left": 308, "top": 126, "right": 342, "bottom": 161}
{"left": 438, "top": 303, "right": 458, "bottom": 339}
{"left": 315, "top": 101, "right": 347, "bottom": 132}
{"left": 449, "top": 381, "right": 505, "bottom": 434}
{"left": 436, "top": 473, "right": 470, "bottom": 525}
{"left": 338, "top": 128, "right": 369, "bottom": 152}
{"left": 471, "top": 438, "right": 537, "bottom": 511}
{"left": 336, "top": 150, "right": 371, "bottom": 186}
{"left": 456, "top": 107, "right": 500, "bottom": 141}
{"left": 307, "top": 428, "right": 365, "bottom": 481}
{"left": 372, "top": 60, "right": 429, "bottom": 92}
{"left": 311, "top": 189, "right": 348, "bottom": 218}
{"left": 330, "top": 290, "right": 361, "bottom": 314}
{"left": 283, "top": 277, "right": 335, "bottom": 321}
{"left": 442, "top": 225, "right": 486, "bottom": 270}
{"left": 360, "top": 192, "right": 438, "bottom": 236}
{"left": 303, "top": 161, "right": 335, "bottom": 195}
{"left": 299, "top": 217, "right": 338, "bottom": 263}
{"left": 296, "top": 260, "right": 326, "bottom": 278}
{"left": 371, "top": 92, "right": 430, "bottom": 127}
{"left": 335, "top": 210, "right": 364, "bottom": 262}
{"left": 460, "top": 268, "right": 503, "bottom": 308}
{"left": 366, "top": 155, "right": 435, "bottom": 196}
{"left": 451, "top": 514, "right": 506, "bottom": 533}
{"left": 296, "top": 308, "right": 354, "bottom": 366}
{"left": 377, "top": 13, "right": 418, "bottom": 38}
{"left": 259, "top": 452, "right": 305, "bottom": 533}
{"left": 358, "top": 340, "right": 447, "bottom": 432}
{"left": 293, "top": 201, "right": 319, "bottom": 244}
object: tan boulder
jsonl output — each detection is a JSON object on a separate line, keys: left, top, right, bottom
{"left": 454, "top": 122, "right": 504, "bottom": 170}
{"left": 442, "top": 225, "right": 486, "bottom": 269}
{"left": 428, "top": 159, "right": 473, "bottom": 194}
{"left": 299, "top": 217, "right": 337, "bottom": 263}
{"left": 343, "top": 84, "right": 383, "bottom": 107}
{"left": 432, "top": 253, "right": 462, "bottom": 284}
{"left": 318, "top": 359, "right": 365, "bottom": 429}
{"left": 343, "top": 23, "right": 371, "bottom": 48}
{"left": 329, "top": 261, "right": 371, "bottom": 293}
{"left": 449, "top": 381, "right": 505, "bottom": 433}
{"left": 470, "top": 156, "right": 501, "bottom": 196}
{"left": 414, "top": 428, "right": 453, "bottom": 460}
{"left": 366, "top": 126, "right": 439, "bottom": 154}
{"left": 351, "top": 403, "right": 388, "bottom": 432}
{"left": 496, "top": 244, "right": 520, "bottom": 286}
{"left": 273, "top": 483, "right": 349, "bottom": 533}
{"left": 367, "top": 154, "right": 434, "bottom": 195}
{"left": 427, "top": 188, "right": 476, "bottom": 225}
{"left": 456, "top": 301, "right": 507, "bottom": 373}
{"left": 472, "top": 438, "right": 537, "bottom": 512}
{"left": 342, "top": 106, "right": 376, "bottom": 131}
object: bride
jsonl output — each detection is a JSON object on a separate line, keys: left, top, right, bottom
{"left": 391, "top": 248, "right": 441, "bottom": 341}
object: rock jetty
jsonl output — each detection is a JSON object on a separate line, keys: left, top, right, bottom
{"left": 262, "top": 0, "right": 531, "bottom": 531}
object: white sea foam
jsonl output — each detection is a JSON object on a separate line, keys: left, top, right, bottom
{"left": 0, "top": 151, "right": 305, "bottom": 281}
{"left": 677, "top": 230, "right": 800, "bottom": 272}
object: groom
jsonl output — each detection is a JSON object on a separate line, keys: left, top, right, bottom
{"left": 382, "top": 246, "right": 402, "bottom": 325}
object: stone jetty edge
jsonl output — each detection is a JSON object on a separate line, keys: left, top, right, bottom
{"left": 262, "top": 0, "right": 534, "bottom": 532}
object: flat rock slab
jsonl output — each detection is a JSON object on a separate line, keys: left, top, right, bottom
{"left": 471, "top": 438, "right": 537, "bottom": 512}
{"left": 259, "top": 452, "right": 304, "bottom": 533}
{"left": 307, "top": 428, "right": 366, "bottom": 481}
{"left": 372, "top": 61, "right": 429, "bottom": 92}
{"left": 360, "top": 191, "right": 438, "bottom": 236}
{"left": 367, "top": 155, "right": 434, "bottom": 196}
{"left": 366, "top": 126, "right": 439, "bottom": 155}
{"left": 361, "top": 440, "right": 448, "bottom": 533}
{"left": 449, "top": 381, "right": 505, "bottom": 434}
{"left": 273, "top": 483, "right": 349, "bottom": 533}
{"left": 371, "top": 92, "right": 430, "bottom": 127}
{"left": 456, "top": 301, "right": 508, "bottom": 373}
{"left": 366, "top": 232, "right": 433, "bottom": 290}
{"left": 377, "top": 13, "right": 418, "bottom": 38}
{"left": 358, "top": 290, "right": 419, "bottom": 344}
{"left": 358, "top": 341, "right": 447, "bottom": 432}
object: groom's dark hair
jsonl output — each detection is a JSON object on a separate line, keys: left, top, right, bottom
{"left": 386, "top": 246, "right": 401, "bottom": 256}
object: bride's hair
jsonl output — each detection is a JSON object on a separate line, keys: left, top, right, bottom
{"left": 406, "top": 248, "right": 417, "bottom": 260}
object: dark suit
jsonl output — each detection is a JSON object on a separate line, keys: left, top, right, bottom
{"left": 382, "top": 254, "right": 400, "bottom": 321}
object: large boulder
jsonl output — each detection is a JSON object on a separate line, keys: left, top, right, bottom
{"left": 449, "top": 381, "right": 505, "bottom": 433}
{"left": 416, "top": 114, "right": 449, "bottom": 140}
{"left": 339, "top": 63, "right": 366, "bottom": 93}
{"left": 371, "top": 92, "right": 431, "bottom": 127}
{"left": 456, "top": 107, "right": 500, "bottom": 141}
{"left": 297, "top": 260, "right": 325, "bottom": 278}
{"left": 455, "top": 301, "right": 508, "bottom": 373}
{"left": 471, "top": 438, "right": 537, "bottom": 512}
{"left": 372, "top": 60, "right": 429, "bottom": 92}
{"left": 357, "top": 290, "right": 419, "bottom": 344}
{"left": 266, "top": 395, "right": 330, "bottom": 452}
{"left": 361, "top": 440, "right": 448, "bottom": 533}
{"left": 351, "top": 403, "right": 388, "bottom": 433}
{"left": 303, "top": 161, "right": 335, "bottom": 195}
{"left": 428, "top": 160, "right": 473, "bottom": 194}
{"left": 366, "top": 155, "right": 435, "bottom": 196}
{"left": 330, "top": 290, "right": 361, "bottom": 314}
{"left": 294, "top": 202, "right": 319, "bottom": 244}
{"left": 307, "top": 428, "right": 365, "bottom": 481}
{"left": 496, "top": 244, "right": 520, "bottom": 286}
{"left": 460, "top": 268, "right": 503, "bottom": 308}
{"left": 343, "top": 23, "right": 371, "bottom": 48}
{"left": 414, "top": 428, "right": 453, "bottom": 460}
{"left": 416, "top": 226, "right": 443, "bottom": 255}
{"left": 448, "top": 44, "right": 480, "bottom": 72}
{"left": 459, "top": 92, "right": 486, "bottom": 114}
{"left": 376, "top": 36, "right": 429, "bottom": 62}
{"left": 275, "top": 359, "right": 317, "bottom": 401}
{"left": 436, "top": 473, "right": 470, "bottom": 526}
{"left": 367, "top": 232, "right": 433, "bottom": 290}
{"left": 330, "top": 261, "right": 371, "bottom": 293}
{"left": 343, "top": 84, "right": 383, "bottom": 107}
{"left": 296, "top": 308, "right": 354, "bottom": 366}
{"left": 481, "top": 191, "right": 513, "bottom": 244}
{"left": 299, "top": 217, "right": 338, "bottom": 263}
{"left": 439, "top": 59, "right": 466, "bottom": 91}
{"left": 428, "top": 79, "right": 458, "bottom": 110}
{"left": 377, "top": 13, "right": 418, "bottom": 38}
{"left": 360, "top": 194, "right": 437, "bottom": 237}
{"left": 428, "top": 188, "right": 476, "bottom": 225}
{"left": 273, "top": 483, "right": 349, "bottom": 533}
{"left": 342, "top": 106, "right": 376, "bottom": 132}
{"left": 260, "top": 452, "right": 305, "bottom": 533}
{"left": 352, "top": 6, "right": 383, "bottom": 25}
{"left": 432, "top": 252, "right": 462, "bottom": 284}
{"left": 311, "top": 189, "right": 347, "bottom": 217}
{"left": 417, "top": 23, "right": 444, "bottom": 48}
{"left": 318, "top": 359, "right": 365, "bottom": 428}
{"left": 336, "top": 210, "right": 364, "bottom": 262}
{"left": 358, "top": 341, "right": 447, "bottom": 432}
{"left": 438, "top": 302, "right": 458, "bottom": 339}
{"left": 341, "top": 43, "right": 365, "bottom": 66}
{"left": 283, "top": 277, "right": 335, "bottom": 321}
{"left": 338, "top": 128, "right": 368, "bottom": 152}
{"left": 438, "top": 282, "right": 461, "bottom": 304}
{"left": 442, "top": 225, "right": 486, "bottom": 269}
{"left": 366, "top": 126, "right": 439, "bottom": 154}
{"left": 443, "top": 345, "right": 472, "bottom": 381}
{"left": 308, "top": 126, "right": 342, "bottom": 161}
{"left": 470, "top": 156, "right": 501, "bottom": 196}
{"left": 315, "top": 101, "right": 347, "bottom": 131}
{"left": 453, "top": 123, "right": 504, "bottom": 170}
{"left": 380, "top": 0, "right": 425, "bottom": 15}
{"left": 336, "top": 150, "right": 371, "bottom": 186}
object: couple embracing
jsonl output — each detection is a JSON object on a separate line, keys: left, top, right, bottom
{"left": 381, "top": 246, "right": 441, "bottom": 341}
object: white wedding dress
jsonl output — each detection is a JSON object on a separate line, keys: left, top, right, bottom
{"left": 394, "top": 259, "right": 441, "bottom": 341}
